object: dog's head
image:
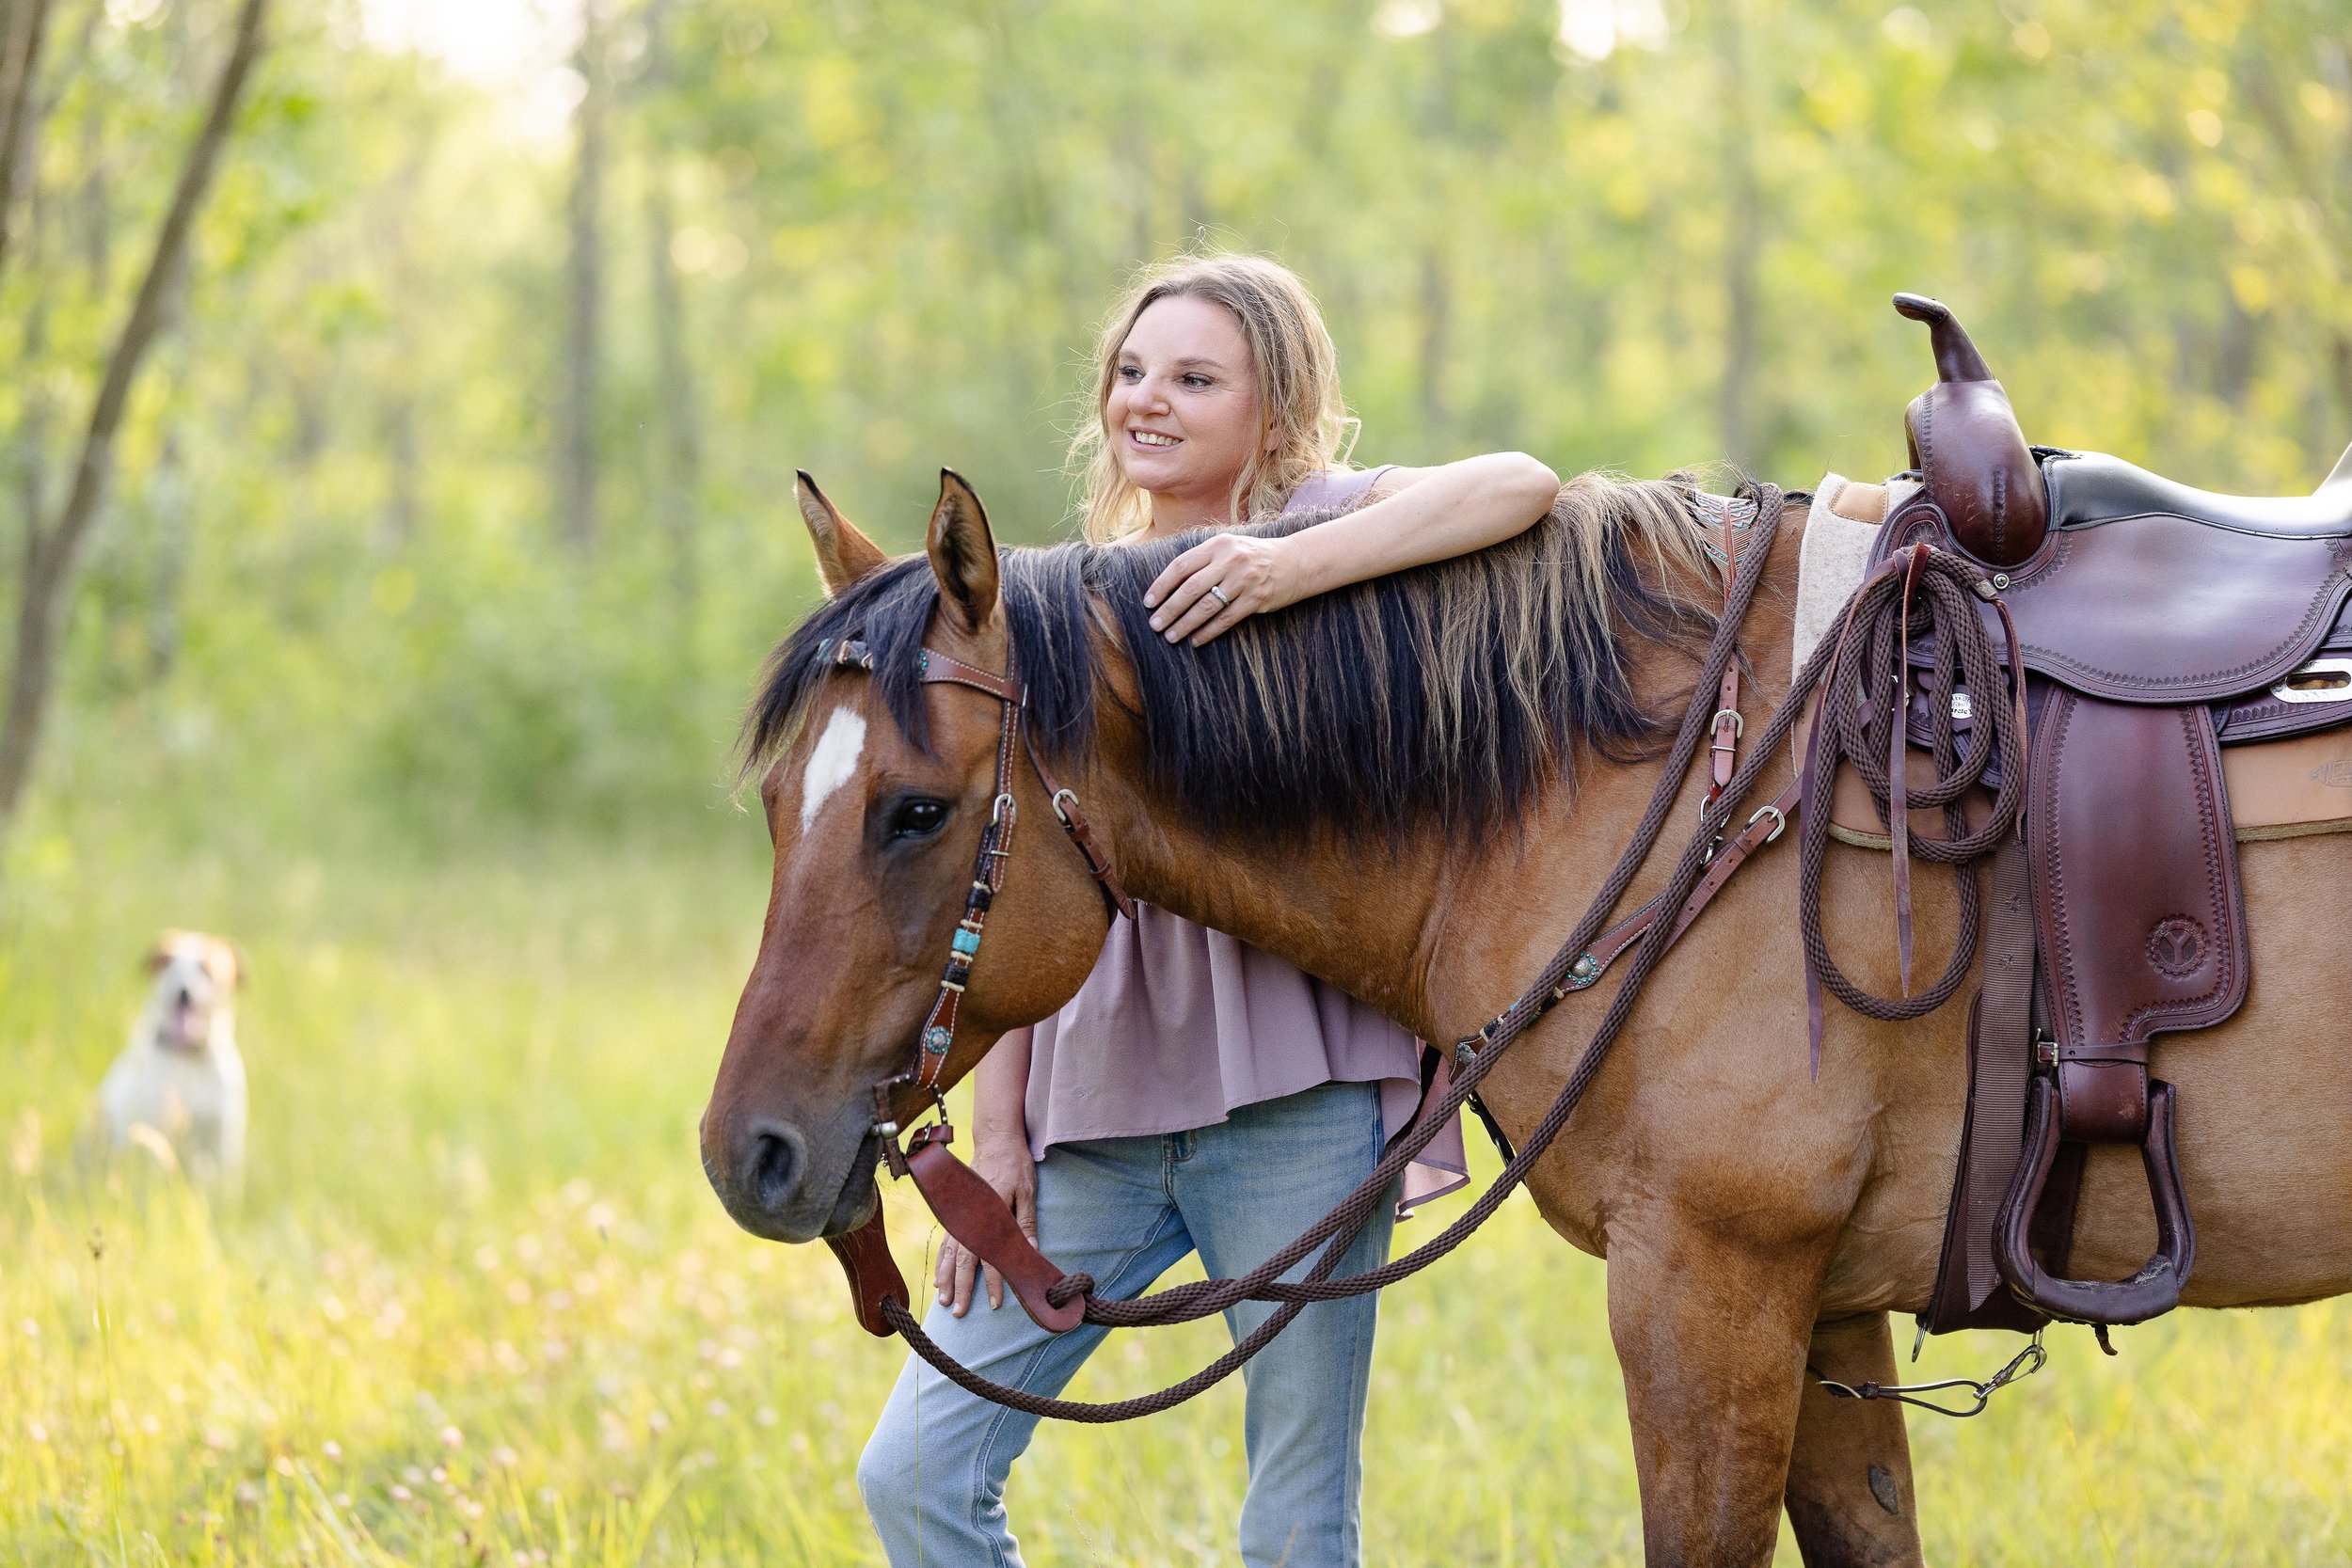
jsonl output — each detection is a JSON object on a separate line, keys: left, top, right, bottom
{"left": 144, "top": 930, "right": 244, "bottom": 1052}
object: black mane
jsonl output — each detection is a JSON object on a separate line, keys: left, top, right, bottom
{"left": 745, "top": 480, "right": 1722, "bottom": 840}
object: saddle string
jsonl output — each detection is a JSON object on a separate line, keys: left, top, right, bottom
{"left": 888, "top": 496, "right": 2035, "bottom": 1424}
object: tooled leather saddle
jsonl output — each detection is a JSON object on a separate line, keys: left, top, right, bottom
{"left": 1870, "top": 295, "right": 2352, "bottom": 1335}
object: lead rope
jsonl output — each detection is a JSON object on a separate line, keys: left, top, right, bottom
{"left": 883, "top": 495, "right": 2032, "bottom": 1425}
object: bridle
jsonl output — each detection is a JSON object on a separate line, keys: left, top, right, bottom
{"left": 817, "top": 634, "right": 1135, "bottom": 1134}
{"left": 812, "top": 632, "right": 1136, "bottom": 1332}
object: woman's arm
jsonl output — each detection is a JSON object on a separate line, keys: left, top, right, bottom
{"left": 1144, "top": 451, "right": 1560, "bottom": 645}
{"left": 934, "top": 1024, "right": 1039, "bottom": 1315}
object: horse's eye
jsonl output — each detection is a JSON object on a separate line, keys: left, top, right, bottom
{"left": 890, "top": 799, "right": 949, "bottom": 839}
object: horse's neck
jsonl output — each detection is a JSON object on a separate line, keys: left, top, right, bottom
{"left": 1419, "top": 506, "right": 1809, "bottom": 1034}
{"left": 1094, "top": 801, "right": 1450, "bottom": 1028}
{"left": 1085, "top": 502, "right": 1811, "bottom": 1039}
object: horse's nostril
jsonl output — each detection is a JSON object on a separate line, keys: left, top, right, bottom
{"left": 744, "top": 1120, "right": 808, "bottom": 1212}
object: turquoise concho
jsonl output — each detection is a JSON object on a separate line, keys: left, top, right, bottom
{"left": 923, "top": 1025, "right": 954, "bottom": 1055}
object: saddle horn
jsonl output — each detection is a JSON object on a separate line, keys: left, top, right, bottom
{"left": 1894, "top": 293, "right": 2049, "bottom": 567}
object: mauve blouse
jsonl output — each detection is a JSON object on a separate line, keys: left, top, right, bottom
{"left": 1024, "top": 466, "right": 1471, "bottom": 1215}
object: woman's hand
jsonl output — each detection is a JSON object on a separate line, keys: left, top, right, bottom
{"left": 1143, "top": 532, "right": 1297, "bottom": 646}
{"left": 932, "top": 1141, "right": 1040, "bottom": 1316}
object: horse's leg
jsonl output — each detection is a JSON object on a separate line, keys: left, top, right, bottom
{"left": 1606, "top": 1227, "right": 1827, "bottom": 1568}
{"left": 1782, "top": 1313, "right": 1924, "bottom": 1568}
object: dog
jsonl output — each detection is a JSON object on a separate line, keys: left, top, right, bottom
{"left": 93, "top": 930, "right": 247, "bottom": 1184}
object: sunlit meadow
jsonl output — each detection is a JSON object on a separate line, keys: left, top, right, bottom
{"left": 7, "top": 815, "right": 2352, "bottom": 1564}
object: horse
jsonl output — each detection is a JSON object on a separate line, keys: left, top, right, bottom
{"left": 702, "top": 466, "right": 2352, "bottom": 1566}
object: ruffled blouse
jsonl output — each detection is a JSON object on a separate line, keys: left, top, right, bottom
{"left": 1023, "top": 465, "right": 1470, "bottom": 1214}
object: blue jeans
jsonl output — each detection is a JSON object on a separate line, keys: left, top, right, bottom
{"left": 857, "top": 1080, "right": 1396, "bottom": 1568}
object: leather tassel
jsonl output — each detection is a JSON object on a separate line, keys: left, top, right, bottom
{"left": 1889, "top": 545, "right": 1930, "bottom": 995}
{"left": 1805, "top": 935, "right": 1827, "bottom": 1084}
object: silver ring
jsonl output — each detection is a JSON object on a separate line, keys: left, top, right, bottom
{"left": 1207, "top": 584, "right": 1232, "bottom": 607}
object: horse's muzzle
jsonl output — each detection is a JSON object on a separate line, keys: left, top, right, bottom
{"left": 703, "top": 1108, "right": 878, "bottom": 1243}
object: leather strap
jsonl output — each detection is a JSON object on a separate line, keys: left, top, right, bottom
{"left": 826, "top": 1196, "right": 912, "bottom": 1338}
{"left": 920, "top": 650, "right": 1136, "bottom": 923}
{"left": 1962, "top": 834, "right": 2035, "bottom": 1312}
{"left": 1706, "top": 506, "right": 1744, "bottom": 804}
{"left": 1549, "top": 774, "right": 1801, "bottom": 1002}
{"left": 903, "top": 1125, "right": 1085, "bottom": 1332}
{"left": 1028, "top": 748, "right": 1138, "bottom": 923}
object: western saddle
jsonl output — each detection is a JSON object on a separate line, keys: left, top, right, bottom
{"left": 1867, "top": 294, "right": 2352, "bottom": 1336}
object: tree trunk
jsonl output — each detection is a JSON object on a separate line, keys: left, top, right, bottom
{"left": 1417, "top": 243, "right": 1450, "bottom": 438}
{"left": 1715, "top": 0, "right": 1761, "bottom": 473}
{"left": 146, "top": 426, "right": 189, "bottom": 680}
{"left": 556, "top": 0, "right": 605, "bottom": 553}
{"left": 644, "top": 170, "right": 699, "bottom": 620}
{"left": 0, "top": 0, "right": 51, "bottom": 280}
{"left": 0, "top": 0, "right": 269, "bottom": 832}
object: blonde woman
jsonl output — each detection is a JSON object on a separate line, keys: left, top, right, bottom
{"left": 856, "top": 254, "right": 1558, "bottom": 1568}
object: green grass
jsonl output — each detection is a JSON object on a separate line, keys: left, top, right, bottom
{"left": 6, "top": 818, "right": 2352, "bottom": 1564}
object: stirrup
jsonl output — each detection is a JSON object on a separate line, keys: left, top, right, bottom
{"left": 1993, "top": 1075, "right": 2195, "bottom": 1325}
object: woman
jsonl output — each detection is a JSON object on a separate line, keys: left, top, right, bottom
{"left": 856, "top": 254, "right": 1559, "bottom": 1568}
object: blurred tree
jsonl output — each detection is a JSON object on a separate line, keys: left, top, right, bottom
{"left": 0, "top": 0, "right": 268, "bottom": 833}
{"left": 4, "top": 0, "right": 2346, "bottom": 852}
{"left": 558, "top": 0, "right": 608, "bottom": 552}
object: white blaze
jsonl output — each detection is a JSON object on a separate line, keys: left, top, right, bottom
{"left": 800, "top": 705, "right": 867, "bottom": 832}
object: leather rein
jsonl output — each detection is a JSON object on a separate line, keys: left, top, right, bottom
{"left": 812, "top": 485, "right": 2033, "bottom": 1425}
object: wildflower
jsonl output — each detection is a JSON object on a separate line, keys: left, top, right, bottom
{"left": 439, "top": 1424, "right": 464, "bottom": 1449}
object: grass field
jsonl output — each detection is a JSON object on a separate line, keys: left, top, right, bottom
{"left": 7, "top": 815, "right": 2352, "bottom": 1565}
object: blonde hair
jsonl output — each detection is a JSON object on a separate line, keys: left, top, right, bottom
{"left": 1070, "top": 253, "right": 1357, "bottom": 543}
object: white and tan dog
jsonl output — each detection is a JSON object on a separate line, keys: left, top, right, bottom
{"left": 93, "top": 931, "right": 247, "bottom": 1182}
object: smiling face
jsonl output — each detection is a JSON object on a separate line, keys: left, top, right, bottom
{"left": 1104, "top": 294, "right": 1271, "bottom": 530}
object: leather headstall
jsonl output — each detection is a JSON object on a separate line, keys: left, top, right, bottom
{"left": 812, "top": 634, "right": 1128, "bottom": 1337}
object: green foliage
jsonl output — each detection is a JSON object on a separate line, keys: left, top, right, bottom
{"left": 7, "top": 0, "right": 2348, "bottom": 843}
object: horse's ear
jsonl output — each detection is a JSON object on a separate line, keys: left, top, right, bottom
{"left": 926, "top": 469, "right": 999, "bottom": 634}
{"left": 797, "top": 471, "right": 889, "bottom": 595}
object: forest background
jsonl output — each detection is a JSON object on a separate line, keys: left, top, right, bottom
{"left": 7, "top": 0, "right": 2352, "bottom": 1562}
{"left": 6, "top": 0, "right": 2350, "bottom": 851}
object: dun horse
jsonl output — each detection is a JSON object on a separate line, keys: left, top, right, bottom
{"left": 704, "top": 462, "right": 2352, "bottom": 1566}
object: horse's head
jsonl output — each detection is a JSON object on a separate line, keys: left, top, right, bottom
{"left": 702, "top": 471, "right": 1116, "bottom": 1243}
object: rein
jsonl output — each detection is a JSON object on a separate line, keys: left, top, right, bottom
{"left": 826, "top": 485, "right": 2034, "bottom": 1425}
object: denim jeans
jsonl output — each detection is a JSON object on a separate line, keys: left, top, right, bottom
{"left": 857, "top": 1079, "right": 1397, "bottom": 1568}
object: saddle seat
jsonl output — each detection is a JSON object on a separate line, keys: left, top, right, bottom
{"left": 2051, "top": 449, "right": 2352, "bottom": 540}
